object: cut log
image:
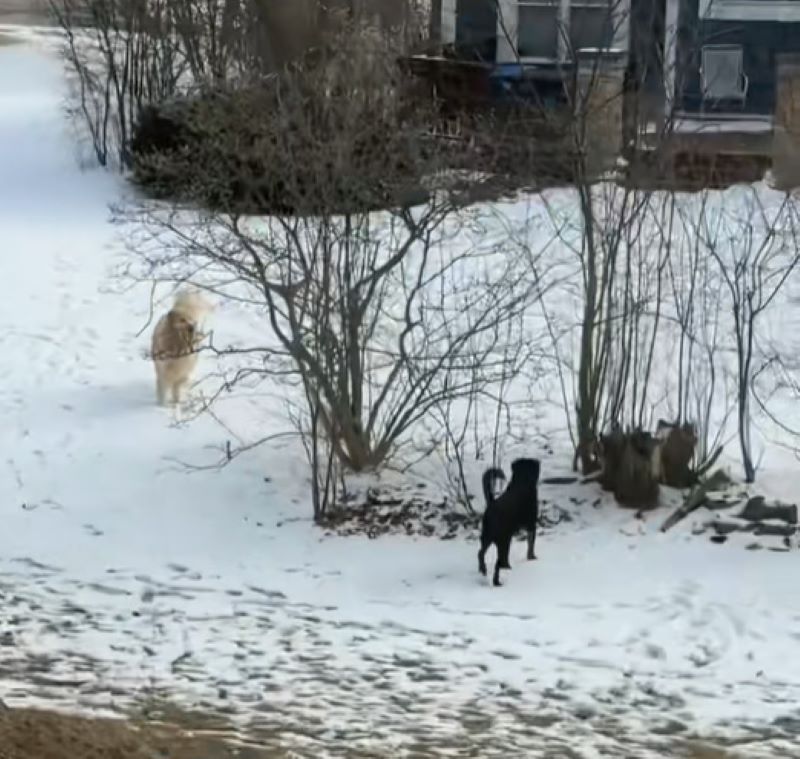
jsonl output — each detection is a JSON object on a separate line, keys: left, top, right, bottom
{"left": 705, "top": 496, "right": 741, "bottom": 511}
{"left": 752, "top": 523, "right": 797, "bottom": 537}
{"left": 660, "top": 469, "right": 731, "bottom": 533}
{"left": 739, "top": 497, "right": 798, "bottom": 525}
{"left": 710, "top": 520, "right": 748, "bottom": 535}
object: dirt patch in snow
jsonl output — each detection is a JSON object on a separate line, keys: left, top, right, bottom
{"left": 317, "top": 488, "right": 573, "bottom": 539}
{"left": 319, "top": 490, "right": 479, "bottom": 539}
{"left": 0, "top": 707, "right": 279, "bottom": 759}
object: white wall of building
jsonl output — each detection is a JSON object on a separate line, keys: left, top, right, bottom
{"left": 496, "top": 0, "right": 519, "bottom": 63}
{"left": 441, "top": 0, "right": 457, "bottom": 45}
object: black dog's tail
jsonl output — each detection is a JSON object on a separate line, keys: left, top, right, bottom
{"left": 482, "top": 467, "right": 505, "bottom": 508}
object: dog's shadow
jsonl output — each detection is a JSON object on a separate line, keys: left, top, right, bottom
{"left": 59, "top": 380, "right": 157, "bottom": 419}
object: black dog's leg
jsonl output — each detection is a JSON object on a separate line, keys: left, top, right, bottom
{"left": 527, "top": 495, "right": 539, "bottom": 560}
{"left": 493, "top": 536, "right": 512, "bottom": 587}
{"left": 526, "top": 529, "right": 537, "bottom": 560}
{"left": 497, "top": 535, "right": 512, "bottom": 569}
{"left": 478, "top": 537, "right": 491, "bottom": 576}
{"left": 479, "top": 508, "right": 492, "bottom": 576}
{"left": 526, "top": 517, "right": 539, "bottom": 560}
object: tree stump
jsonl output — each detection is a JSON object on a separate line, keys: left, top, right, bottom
{"left": 653, "top": 420, "right": 698, "bottom": 488}
{"left": 599, "top": 428, "right": 659, "bottom": 510}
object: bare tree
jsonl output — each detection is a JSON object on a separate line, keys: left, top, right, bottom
{"left": 485, "top": 0, "right": 677, "bottom": 474}
{"left": 484, "top": 0, "right": 732, "bottom": 486}
{"left": 536, "top": 180, "right": 672, "bottom": 474}
{"left": 121, "top": 19, "right": 543, "bottom": 520}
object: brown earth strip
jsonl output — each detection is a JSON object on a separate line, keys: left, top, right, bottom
{"left": 0, "top": 708, "right": 283, "bottom": 759}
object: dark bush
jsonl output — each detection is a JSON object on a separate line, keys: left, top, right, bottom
{"left": 129, "top": 78, "right": 433, "bottom": 216}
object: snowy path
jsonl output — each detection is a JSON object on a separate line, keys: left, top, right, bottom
{"left": 2, "top": 29, "right": 800, "bottom": 758}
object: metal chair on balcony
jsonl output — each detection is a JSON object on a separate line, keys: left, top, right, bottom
{"left": 700, "top": 44, "right": 749, "bottom": 111}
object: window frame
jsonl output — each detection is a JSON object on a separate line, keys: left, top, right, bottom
{"left": 516, "top": 0, "right": 563, "bottom": 61}
{"left": 513, "top": 0, "right": 623, "bottom": 63}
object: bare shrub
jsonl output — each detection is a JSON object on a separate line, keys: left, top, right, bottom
{"left": 700, "top": 189, "right": 800, "bottom": 482}
{"left": 484, "top": 1, "right": 675, "bottom": 475}
{"left": 667, "top": 194, "right": 730, "bottom": 472}
{"left": 536, "top": 183, "right": 673, "bottom": 475}
{"left": 50, "top": 0, "right": 429, "bottom": 171}
{"left": 121, "top": 19, "right": 544, "bottom": 518}
{"left": 49, "top": 0, "right": 187, "bottom": 168}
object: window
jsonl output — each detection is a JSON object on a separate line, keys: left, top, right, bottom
{"left": 516, "top": 0, "right": 616, "bottom": 60}
{"left": 570, "top": 0, "right": 615, "bottom": 54}
{"left": 455, "top": 0, "right": 499, "bottom": 62}
{"left": 517, "top": 1, "right": 560, "bottom": 59}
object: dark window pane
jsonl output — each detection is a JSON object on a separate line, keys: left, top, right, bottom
{"left": 518, "top": 4, "right": 559, "bottom": 58}
{"left": 455, "top": 0, "right": 498, "bottom": 61}
{"left": 570, "top": 6, "right": 614, "bottom": 53}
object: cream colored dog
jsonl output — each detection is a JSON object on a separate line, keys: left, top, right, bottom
{"left": 151, "top": 290, "right": 213, "bottom": 405}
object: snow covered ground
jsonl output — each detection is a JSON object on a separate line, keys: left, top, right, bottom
{"left": 2, "top": 26, "right": 800, "bottom": 758}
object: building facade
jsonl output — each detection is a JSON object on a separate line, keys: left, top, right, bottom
{"left": 673, "top": 0, "right": 800, "bottom": 117}
{"left": 436, "top": 0, "right": 800, "bottom": 122}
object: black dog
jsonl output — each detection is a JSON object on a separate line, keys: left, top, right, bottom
{"left": 478, "top": 458, "right": 541, "bottom": 587}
